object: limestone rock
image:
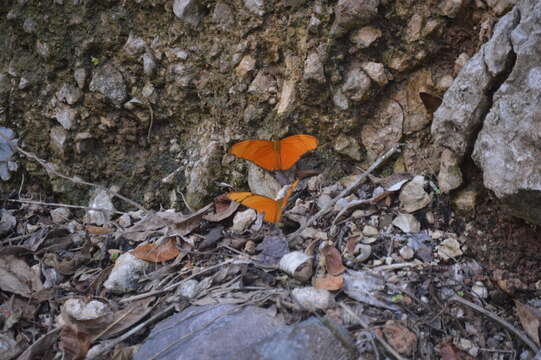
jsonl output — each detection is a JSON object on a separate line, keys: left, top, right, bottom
{"left": 185, "top": 139, "right": 221, "bottom": 209}
{"left": 392, "top": 213, "right": 421, "bottom": 233}
{"left": 291, "top": 287, "right": 335, "bottom": 311}
{"left": 212, "top": 2, "right": 235, "bottom": 30}
{"left": 333, "top": 135, "right": 361, "bottom": 161}
{"left": 471, "top": 1, "right": 541, "bottom": 225}
{"left": 231, "top": 209, "right": 257, "bottom": 232}
{"left": 276, "top": 79, "right": 296, "bottom": 116}
{"left": 50, "top": 126, "right": 67, "bottom": 155}
{"left": 89, "top": 64, "right": 128, "bottom": 105}
{"left": 342, "top": 65, "right": 371, "bottom": 102}
{"left": 173, "top": 0, "right": 203, "bottom": 27}
{"left": 303, "top": 52, "right": 326, "bottom": 84}
{"left": 399, "top": 176, "right": 432, "bottom": 213}
{"left": 350, "top": 26, "right": 382, "bottom": 48}
{"left": 438, "top": 148, "right": 463, "bottom": 193}
{"left": 54, "top": 105, "right": 78, "bottom": 130}
{"left": 361, "top": 98, "right": 403, "bottom": 162}
{"left": 103, "top": 252, "right": 151, "bottom": 294}
{"left": 361, "top": 62, "right": 389, "bottom": 86}
{"left": 56, "top": 83, "right": 82, "bottom": 105}
{"left": 452, "top": 186, "right": 478, "bottom": 215}
{"left": 331, "top": 0, "right": 380, "bottom": 37}
{"left": 244, "top": 0, "right": 265, "bottom": 16}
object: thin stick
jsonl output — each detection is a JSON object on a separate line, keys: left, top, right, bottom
{"left": 449, "top": 295, "right": 540, "bottom": 353}
{"left": 339, "top": 302, "right": 408, "bottom": 360}
{"left": 289, "top": 146, "right": 400, "bottom": 242}
{"left": 120, "top": 259, "right": 234, "bottom": 303}
{"left": 0, "top": 132, "right": 147, "bottom": 213}
{"left": 7, "top": 199, "right": 128, "bottom": 214}
{"left": 87, "top": 304, "right": 176, "bottom": 360}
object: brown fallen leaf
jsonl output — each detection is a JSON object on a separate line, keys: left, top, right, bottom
{"left": 314, "top": 274, "right": 344, "bottom": 291}
{"left": 419, "top": 92, "right": 442, "bottom": 114}
{"left": 60, "top": 324, "right": 91, "bottom": 360}
{"left": 0, "top": 255, "right": 43, "bottom": 298}
{"left": 515, "top": 300, "right": 541, "bottom": 346}
{"left": 381, "top": 320, "right": 417, "bottom": 355}
{"left": 203, "top": 195, "right": 240, "bottom": 222}
{"left": 321, "top": 245, "right": 346, "bottom": 276}
{"left": 132, "top": 237, "right": 180, "bottom": 263}
{"left": 17, "top": 328, "right": 60, "bottom": 360}
{"left": 100, "top": 297, "right": 155, "bottom": 339}
{"left": 437, "top": 341, "right": 476, "bottom": 360}
{"left": 85, "top": 225, "right": 113, "bottom": 235}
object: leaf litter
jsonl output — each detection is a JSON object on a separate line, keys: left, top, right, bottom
{"left": 2, "top": 166, "right": 541, "bottom": 360}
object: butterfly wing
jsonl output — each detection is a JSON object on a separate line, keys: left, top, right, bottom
{"left": 227, "top": 192, "right": 280, "bottom": 224}
{"left": 229, "top": 139, "right": 280, "bottom": 171}
{"left": 276, "top": 179, "right": 300, "bottom": 222}
{"left": 279, "top": 135, "right": 318, "bottom": 170}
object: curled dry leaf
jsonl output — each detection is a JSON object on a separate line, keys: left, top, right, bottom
{"left": 85, "top": 225, "right": 113, "bottom": 235}
{"left": 514, "top": 300, "right": 541, "bottom": 346}
{"left": 380, "top": 320, "right": 417, "bottom": 355}
{"left": 101, "top": 297, "right": 155, "bottom": 339}
{"left": 0, "top": 255, "right": 42, "bottom": 298}
{"left": 203, "top": 194, "right": 240, "bottom": 222}
{"left": 60, "top": 323, "right": 92, "bottom": 360}
{"left": 132, "top": 237, "right": 180, "bottom": 263}
{"left": 314, "top": 274, "right": 344, "bottom": 291}
{"left": 437, "top": 341, "right": 476, "bottom": 360}
{"left": 321, "top": 245, "right": 346, "bottom": 276}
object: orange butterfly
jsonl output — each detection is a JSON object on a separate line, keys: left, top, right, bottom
{"left": 229, "top": 134, "right": 318, "bottom": 171}
{"left": 226, "top": 179, "right": 300, "bottom": 224}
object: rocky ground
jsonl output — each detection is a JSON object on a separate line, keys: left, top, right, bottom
{"left": 1, "top": 143, "right": 541, "bottom": 359}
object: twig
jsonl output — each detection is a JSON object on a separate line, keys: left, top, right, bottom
{"left": 87, "top": 304, "right": 176, "bottom": 360}
{"left": 370, "top": 263, "right": 422, "bottom": 272}
{"left": 120, "top": 259, "right": 235, "bottom": 303}
{"left": 146, "top": 101, "right": 154, "bottom": 141}
{"left": 7, "top": 199, "right": 128, "bottom": 214}
{"left": 0, "top": 132, "right": 147, "bottom": 213}
{"left": 448, "top": 295, "right": 540, "bottom": 353}
{"left": 289, "top": 145, "right": 400, "bottom": 243}
{"left": 339, "top": 302, "right": 408, "bottom": 360}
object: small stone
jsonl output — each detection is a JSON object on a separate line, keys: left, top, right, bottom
{"left": 332, "top": 89, "right": 349, "bottom": 110}
{"left": 392, "top": 213, "right": 421, "bottom": 233}
{"left": 84, "top": 188, "right": 115, "bottom": 226}
{"left": 74, "top": 68, "right": 87, "bottom": 89}
{"left": 399, "top": 176, "right": 432, "bottom": 213}
{"left": 303, "top": 52, "right": 326, "bottom": 84}
{"left": 334, "top": 135, "right": 361, "bottom": 161}
{"left": 440, "top": 0, "right": 466, "bottom": 18}
{"left": 123, "top": 33, "right": 146, "bottom": 58}
{"left": 291, "top": 287, "right": 335, "bottom": 311}
{"left": 89, "top": 64, "right": 128, "bottom": 105}
{"left": 56, "top": 83, "right": 82, "bottom": 105}
{"left": 452, "top": 187, "right": 478, "bottom": 215}
{"left": 103, "top": 252, "right": 151, "bottom": 294}
{"left": 308, "top": 16, "right": 321, "bottom": 33}
{"left": 23, "top": 18, "right": 37, "bottom": 33}
{"left": 317, "top": 194, "right": 333, "bottom": 210}
{"left": 36, "top": 40, "right": 50, "bottom": 59}
{"left": 143, "top": 53, "right": 157, "bottom": 76}
{"left": 177, "top": 279, "right": 200, "bottom": 299}
{"left": 276, "top": 79, "right": 296, "bottom": 116}
{"left": 399, "top": 246, "right": 415, "bottom": 260}
{"left": 350, "top": 26, "right": 382, "bottom": 48}
{"left": 471, "top": 281, "right": 488, "bottom": 298}
{"left": 173, "top": 0, "right": 203, "bottom": 27}
{"left": 212, "top": 2, "right": 235, "bottom": 30}
{"left": 235, "top": 55, "right": 256, "bottom": 78}
{"left": 244, "top": 0, "right": 265, "bottom": 16}
{"left": 50, "top": 208, "right": 71, "bottom": 224}
{"left": 117, "top": 214, "right": 132, "bottom": 228}
{"left": 331, "top": 0, "right": 379, "bottom": 37}
{"left": 342, "top": 66, "right": 371, "bottom": 102}
{"left": 387, "top": 51, "right": 412, "bottom": 72}
{"left": 231, "top": 209, "right": 257, "bottom": 232}
{"left": 361, "top": 62, "right": 389, "bottom": 86}
{"left": 437, "top": 238, "right": 463, "bottom": 260}
{"left": 50, "top": 126, "right": 67, "bottom": 155}
{"left": 436, "top": 75, "right": 454, "bottom": 91}
{"left": 405, "top": 14, "right": 424, "bottom": 43}
{"left": 362, "top": 225, "right": 379, "bottom": 237}
{"left": 355, "top": 244, "right": 372, "bottom": 262}
{"left": 438, "top": 149, "right": 463, "bottom": 193}
{"left": 54, "top": 105, "right": 78, "bottom": 129}
{"left": 18, "top": 77, "right": 30, "bottom": 90}
{"left": 248, "top": 71, "right": 276, "bottom": 97}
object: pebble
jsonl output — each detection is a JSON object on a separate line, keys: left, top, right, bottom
{"left": 399, "top": 246, "right": 415, "bottom": 260}
{"left": 103, "top": 252, "right": 151, "bottom": 294}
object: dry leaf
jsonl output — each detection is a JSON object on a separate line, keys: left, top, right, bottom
{"left": 0, "top": 255, "right": 42, "bottom": 298}
{"left": 132, "top": 237, "right": 180, "bottom": 262}
{"left": 437, "top": 341, "right": 476, "bottom": 360}
{"left": 123, "top": 205, "right": 210, "bottom": 242}
{"left": 515, "top": 300, "right": 541, "bottom": 346}
{"left": 60, "top": 324, "right": 91, "bottom": 360}
{"left": 17, "top": 328, "right": 60, "bottom": 360}
{"left": 419, "top": 92, "right": 442, "bottom": 114}
{"left": 321, "top": 245, "right": 346, "bottom": 276}
{"left": 314, "top": 275, "right": 344, "bottom": 291}
{"left": 101, "top": 298, "right": 155, "bottom": 339}
{"left": 381, "top": 320, "right": 417, "bottom": 355}
{"left": 85, "top": 225, "right": 113, "bottom": 235}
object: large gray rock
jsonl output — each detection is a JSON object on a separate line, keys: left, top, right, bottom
{"left": 173, "top": 0, "right": 204, "bottom": 27}
{"left": 472, "top": 0, "right": 541, "bottom": 224}
{"left": 431, "top": 6, "right": 520, "bottom": 192}
{"left": 134, "top": 304, "right": 356, "bottom": 360}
